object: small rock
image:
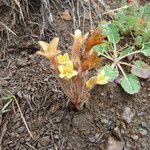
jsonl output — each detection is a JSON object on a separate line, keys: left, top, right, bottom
{"left": 17, "top": 58, "right": 27, "bottom": 66}
{"left": 54, "top": 134, "right": 59, "bottom": 139}
{"left": 139, "top": 128, "right": 148, "bottom": 136}
{"left": 17, "top": 91, "right": 23, "bottom": 98}
{"left": 16, "top": 126, "right": 25, "bottom": 133}
{"left": 140, "top": 122, "right": 149, "bottom": 130}
{"left": 10, "top": 132, "right": 20, "bottom": 138}
{"left": 26, "top": 137, "right": 32, "bottom": 142}
{"left": 131, "top": 135, "right": 139, "bottom": 140}
{"left": 107, "top": 119, "right": 116, "bottom": 131}
{"left": 20, "top": 137, "right": 25, "bottom": 144}
{"left": 137, "top": 112, "right": 144, "bottom": 116}
{"left": 0, "top": 79, "right": 8, "bottom": 86}
{"left": 101, "top": 118, "right": 108, "bottom": 124}
{"left": 109, "top": 94, "right": 114, "bottom": 99}
{"left": 39, "top": 136, "right": 50, "bottom": 146}
{"left": 122, "top": 107, "right": 134, "bottom": 124}
{"left": 88, "top": 133, "right": 101, "bottom": 143}
{"left": 100, "top": 93, "right": 105, "bottom": 96}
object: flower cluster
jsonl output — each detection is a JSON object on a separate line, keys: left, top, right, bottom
{"left": 86, "top": 70, "right": 109, "bottom": 89}
{"left": 37, "top": 29, "right": 109, "bottom": 110}
{"left": 57, "top": 53, "right": 78, "bottom": 79}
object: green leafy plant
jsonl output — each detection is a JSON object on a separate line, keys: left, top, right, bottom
{"left": 0, "top": 96, "right": 13, "bottom": 115}
{"left": 113, "top": 2, "right": 150, "bottom": 47}
{"left": 94, "top": 22, "right": 150, "bottom": 94}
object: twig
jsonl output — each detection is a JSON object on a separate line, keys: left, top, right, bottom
{"left": 88, "top": 0, "right": 93, "bottom": 30}
{"left": 0, "top": 121, "right": 8, "bottom": 145}
{"left": 0, "top": 21, "right": 17, "bottom": 36}
{"left": 13, "top": 96, "right": 33, "bottom": 138}
{"left": 102, "top": 5, "right": 129, "bottom": 15}
{"left": 26, "top": 142, "right": 37, "bottom": 150}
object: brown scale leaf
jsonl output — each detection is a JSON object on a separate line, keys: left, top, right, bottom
{"left": 81, "top": 52, "right": 103, "bottom": 71}
{"left": 83, "top": 28, "right": 106, "bottom": 56}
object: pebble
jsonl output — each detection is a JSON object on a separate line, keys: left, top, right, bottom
{"left": 109, "top": 94, "right": 114, "bottom": 99}
{"left": 137, "top": 112, "right": 145, "bottom": 116}
{"left": 17, "top": 58, "right": 27, "bottom": 66}
{"left": 39, "top": 136, "right": 50, "bottom": 146}
{"left": 54, "top": 134, "right": 59, "bottom": 139}
{"left": 16, "top": 126, "right": 25, "bottom": 133}
{"left": 20, "top": 137, "right": 25, "bottom": 144}
{"left": 10, "top": 132, "right": 20, "bottom": 138}
{"left": 107, "top": 119, "right": 116, "bottom": 131}
{"left": 101, "top": 118, "right": 108, "bottom": 124}
{"left": 122, "top": 107, "right": 134, "bottom": 124}
{"left": 139, "top": 127, "right": 148, "bottom": 136}
{"left": 131, "top": 135, "right": 139, "bottom": 140}
{"left": 140, "top": 122, "right": 148, "bottom": 129}
{"left": 100, "top": 93, "right": 105, "bottom": 96}
{"left": 0, "top": 79, "right": 8, "bottom": 86}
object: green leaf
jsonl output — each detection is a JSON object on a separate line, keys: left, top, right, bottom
{"left": 0, "top": 95, "right": 13, "bottom": 101}
{"left": 119, "top": 47, "right": 132, "bottom": 57}
{"left": 120, "top": 74, "right": 140, "bottom": 94}
{"left": 93, "top": 42, "right": 110, "bottom": 55}
{"left": 99, "top": 65, "right": 119, "bottom": 82}
{"left": 131, "top": 60, "right": 150, "bottom": 79}
{"left": 135, "top": 36, "right": 143, "bottom": 47}
{"left": 102, "top": 23, "right": 120, "bottom": 44}
{"left": 141, "top": 43, "right": 150, "bottom": 56}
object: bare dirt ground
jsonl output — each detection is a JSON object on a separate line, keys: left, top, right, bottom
{"left": 0, "top": 0, "right": 150, "bottom": 150}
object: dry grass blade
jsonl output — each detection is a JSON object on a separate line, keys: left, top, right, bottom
{"left": 0, "top": 121, "right": 8, "bottom": 150}
{"left": 13, "top": 96, "right": 33, "bottom": 138}
{"left": 0, "top": 21, "right": 17, "bottom": 36}
{"left": 14, "top": 0, "right": 24, "bottom": 21}
{"left": 102, "top": 5, "right": 129, "bottom": 15}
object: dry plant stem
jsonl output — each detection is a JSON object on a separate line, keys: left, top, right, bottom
{"left": 77, "top": 1, "right": 81, "bottom": 27}
{"left": 13, "top": 96, "right": 33, "bottom": 138}
{"left": 0, "top": 21, "right": 17, "bottom": 36}
{"left": 0, "top": 121, "right": 8, "bottom": 145}
{"left": 88, "top": 0, "right": 93, "bottom": 30}
{"left": 102, "top": 5, "right": 129, "bottom": 15}
{"left": 26, "top": 142, "right": 38, "bottom": 150}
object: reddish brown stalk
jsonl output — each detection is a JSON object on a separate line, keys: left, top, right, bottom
{"left": 83, "top": 28, "right": 106, "bottom": 57}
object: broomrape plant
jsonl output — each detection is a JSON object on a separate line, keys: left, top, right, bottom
{"left": 37, "top": 29, "right": 109, "bottom": 110}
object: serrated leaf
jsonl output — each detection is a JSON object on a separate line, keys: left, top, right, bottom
{"left": 120, "top": 74, "right": 140, "bottom": 94}
{"left": 102, "top": 23, "right": 120, "bottom": 44}
{"left": 141, "top": 43, "right": 150, "bottom": 56}
{"left": 99, "top": 65, "right": 119, "bottom": 82}
{"left": 93, "top": 42, "right": 110, "bottom": 55}
{"left": 119, "top": 47, "right": 132, "bottom": 57}
{"left": 131, "top": 60, "right": 150, "bottom": 79}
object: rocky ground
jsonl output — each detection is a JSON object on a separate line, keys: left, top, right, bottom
{"left": 0, "top": 0, "right": 150, "bottom": 150}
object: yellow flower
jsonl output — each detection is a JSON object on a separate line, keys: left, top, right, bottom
{"left": 86, "top": 76, "right": 97, "bottom": 89}
{"left": 37, "top": 37, "right": 61, "bottom": 59}
{"left": 96, "top": 70, "right": 109, "bottom": 85}
{"left": 57, "top": 53, "right": 70, "bottom": 64}
{"left": 58, "top": 61, "right": 78, "bottom": 79}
